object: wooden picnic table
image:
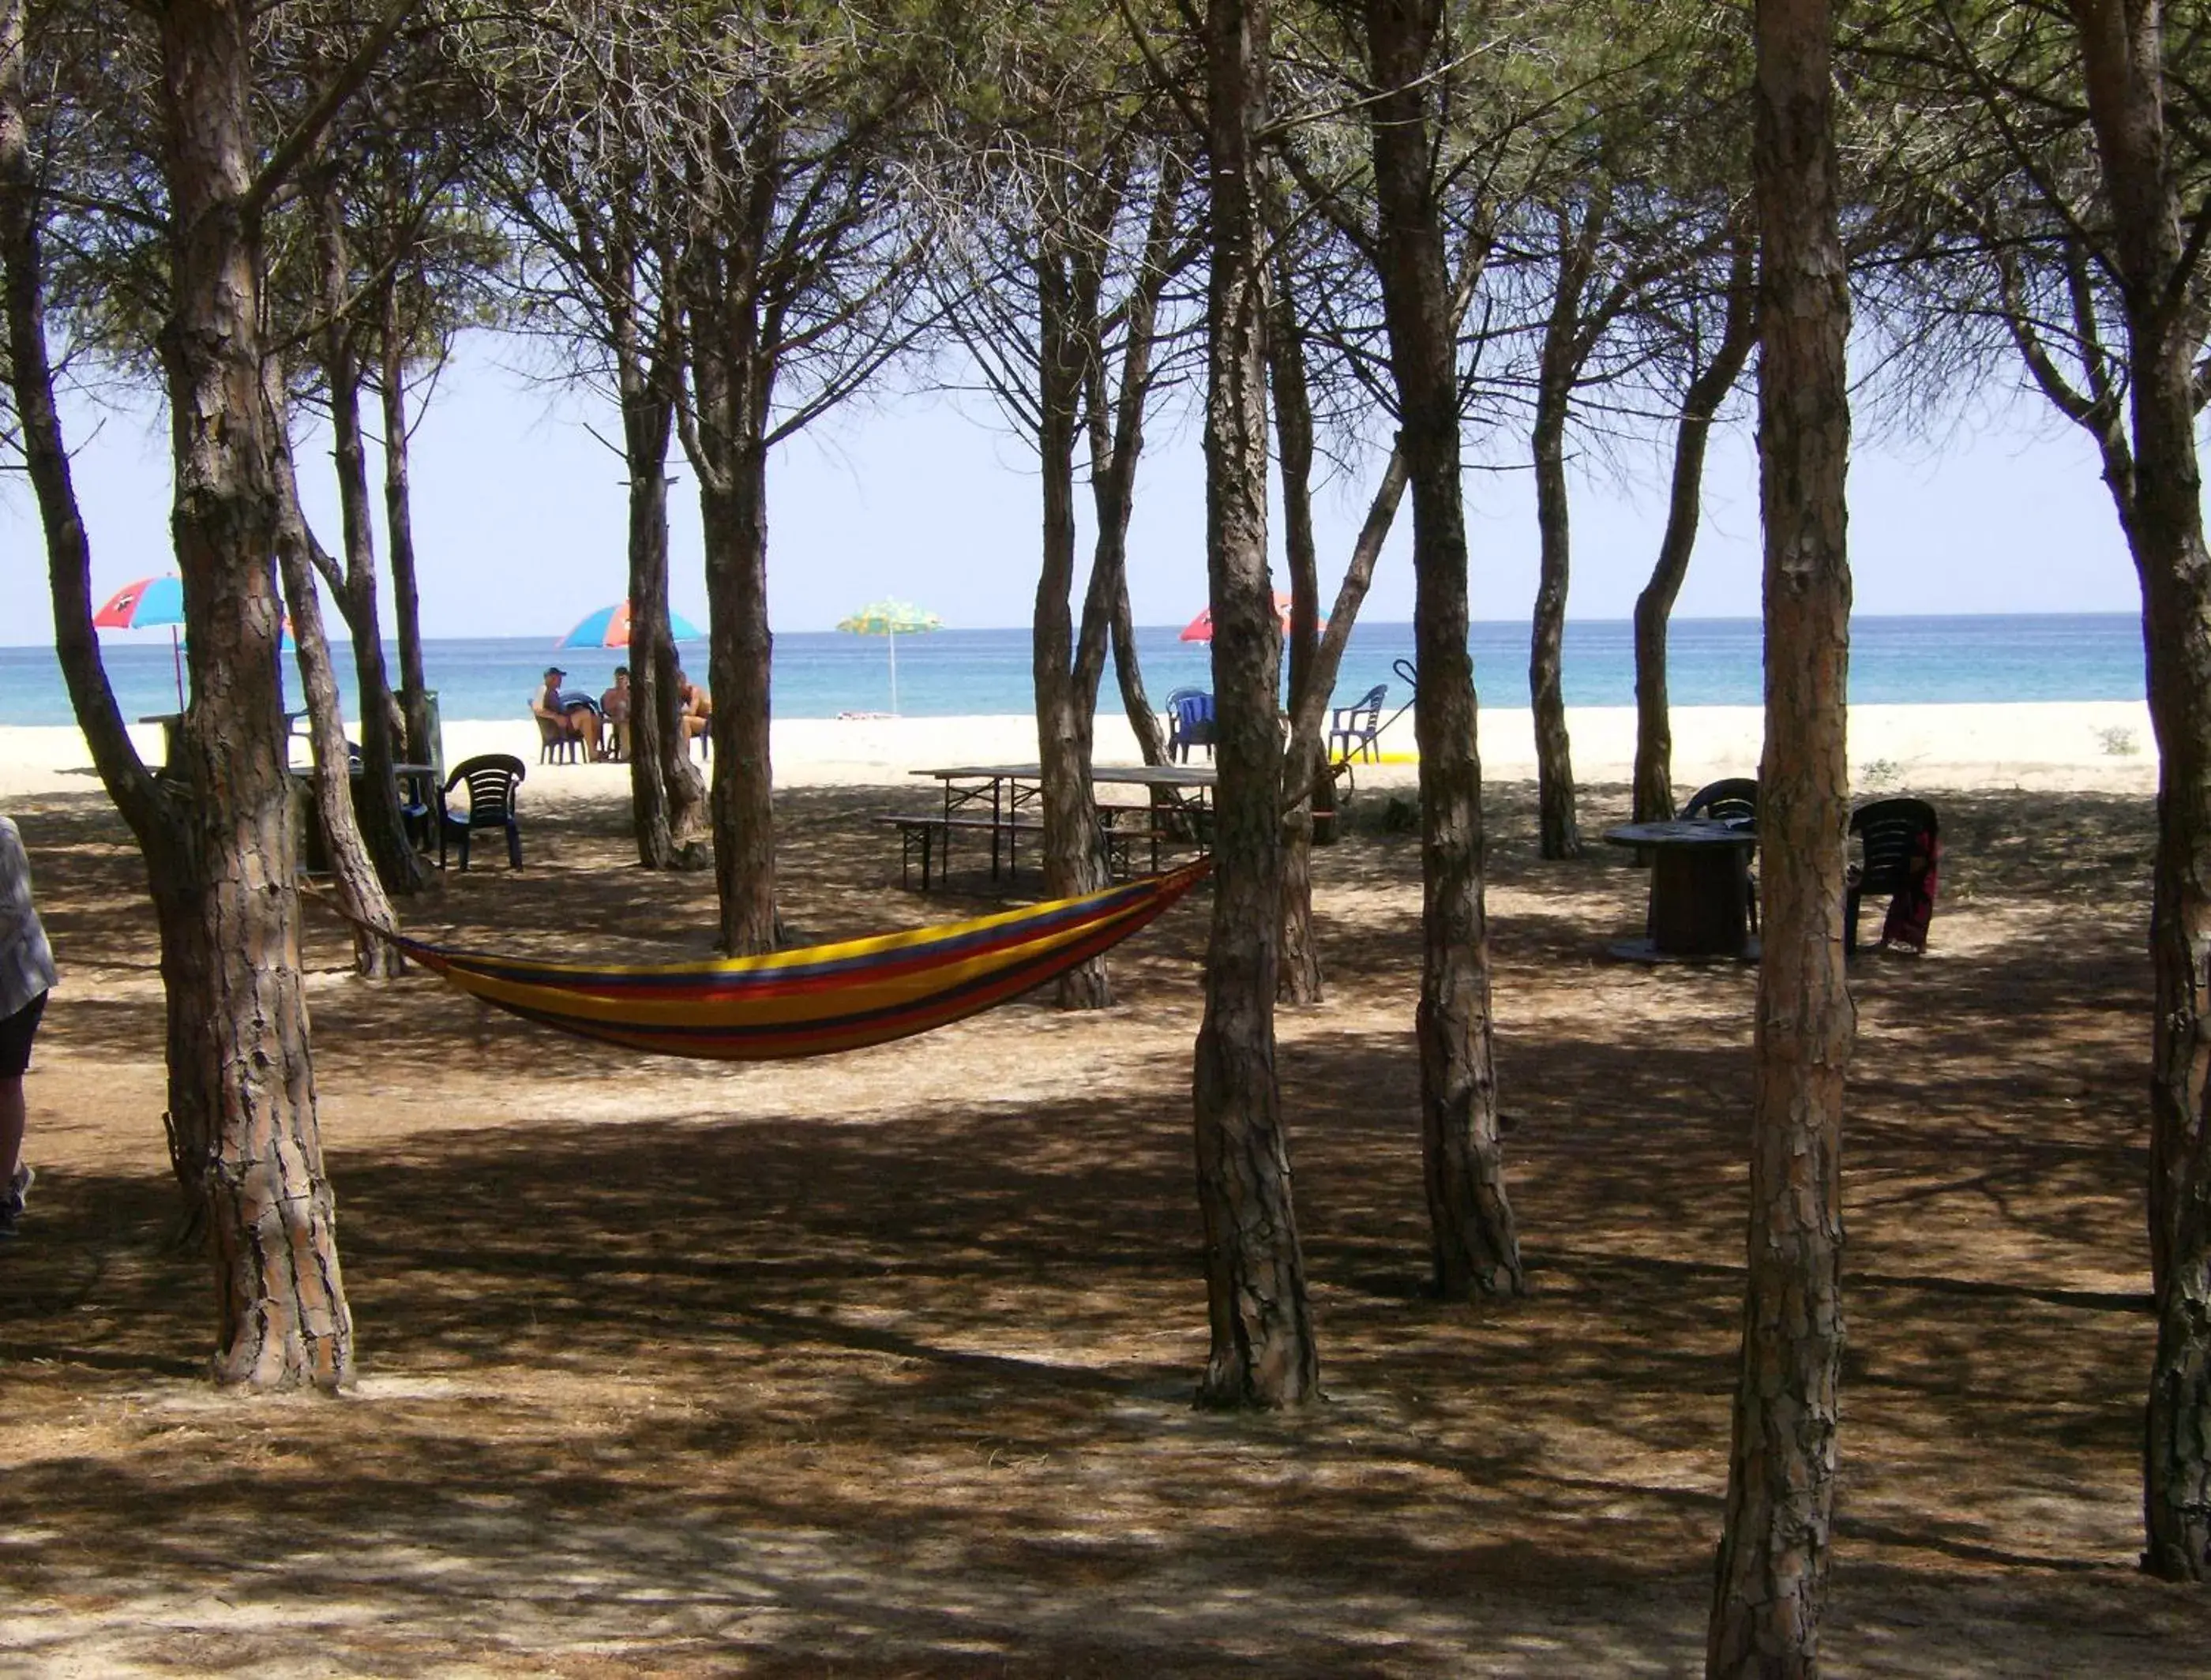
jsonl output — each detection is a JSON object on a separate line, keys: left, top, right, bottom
{"left": 902, "top": 763, "right": 1217, "bottom": 887}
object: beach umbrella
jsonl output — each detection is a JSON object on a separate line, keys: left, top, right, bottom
{"left": 557, "top": 601, "right": 705, "bottom": 650}
{"left": 1179, "top": 592, "right": 1296, "bottom": 643}
{"left": 93, "top": 574, "right": 188, "bottom": 709}
{"left": 92, "top": 576, "right": 296, "bottom": 711}
{"left": 836, "top": 598, "right": 942, "bottom": 714}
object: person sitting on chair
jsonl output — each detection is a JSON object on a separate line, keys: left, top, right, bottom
{"left": 536, "top": 666, "right": 602, "bottom": 760}
{"left": 676, "top": 669, "right": 711, "bottom": 753}
{"left": 599, "top": 666, "right": 632, "bottom": 760}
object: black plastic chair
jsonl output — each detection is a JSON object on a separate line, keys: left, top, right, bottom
{"left": 1684, "top": 778, "right": 1759, "bottom": 824}
{"left": 440, "top": 754, "right": 527, "bottom": 871}
{"left": 396, "top": 767, "right": 436, "bottom": 854}
{"left": 1846, "top": 797, "right": 1939, "bottom": 951}
{"left": 1684, "top": 777, "right": 1759, "bottom": 932}
{"left": 1166, "top": 688, "right": 1215, "bottom": 763}
{"left": 1327, "top": 683, "right": 1388, "bottom": 763}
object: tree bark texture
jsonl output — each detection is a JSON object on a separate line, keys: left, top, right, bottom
{"left": 618, "top": 291, "right": 702, "bottom": 869}
{"left": 1706, "top": 0, "right": 1853, "bottom": 1668}
{"left": 1529, "top": 202, "right": 1605, "bottom": 861}
{"left": 153, "top": 0, "right": 355, "bottom": 1388}
{"left": 310, "top": 172, "right": 420, "bottom": 896}
{"left": 1192, "top": 0, "right": 1319, "bottom": 1410}
{"left": 377, "top": 298, "right": 434, "bottom": 771}
{"left": 1109, "top": 568, "right": 1173, "bottom": 766}
{"left": 1270, "top": 251, "right": 1409, "bottom": 1000}
{"left": 2060, "top": 0, "right": 2211, "bottom": 1584}
{"left": 270, "top": 370, "right": 403, "bottom": 980}
{"left": 1632, "top": 231, "right": 1758, "bottom": 823}
{"left": 682, "top": 118, "right": 783, "bottom": 954}
{"left": 700, "top": 443, "right": 779, "bottom": 954}
{"left": 1034, "top": 236, "right": 1112, "bottom": 1007}
{"left": 683, "top": 167, "right": 782, "bottom": 953}
{"left": 1363, "top": 0, "right": 1523, "bottom": 1300}
{"left": 1271, "top": 238, "right": 1324, "bottom": 1003}
{"left": 2, "top": 0, "right": 163, "bottom": 843}
{"left": 1089, "top": 161, "right": 1187, "bottom": 806}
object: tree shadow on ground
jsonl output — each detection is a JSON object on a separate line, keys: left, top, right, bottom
{"left": 3, "top": 781, "right": 2205, "bottom": 1674}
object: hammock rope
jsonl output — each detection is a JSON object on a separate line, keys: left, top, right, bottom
{"left": 354, "top": 857, "right": 1211, "bottom": 1062}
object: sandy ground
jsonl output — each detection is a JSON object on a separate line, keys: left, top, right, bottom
{"left": 0, "top": 697, "right": 2164, "bottom": 801}
{"left": 2, "top": 750, "right": 2206, "bottom": 1674}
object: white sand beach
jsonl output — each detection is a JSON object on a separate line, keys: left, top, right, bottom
{"left": 0, "top": 699, "right": 2159, "bottom": 802}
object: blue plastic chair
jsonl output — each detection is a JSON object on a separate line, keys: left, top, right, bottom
{"left": 1166, "top": 689, "right": 1215, "bottom": 763}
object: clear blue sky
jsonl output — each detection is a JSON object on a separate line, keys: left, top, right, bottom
{"left": 0, "top": 334, "right": 2149, "bottom": 648}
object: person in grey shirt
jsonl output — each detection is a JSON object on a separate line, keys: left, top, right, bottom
{"left": 0, "top": 815, "right": 57, "bottom": 1236}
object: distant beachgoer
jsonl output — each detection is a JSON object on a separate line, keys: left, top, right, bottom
{"left": 601, "top": 667, "right": 633, "bottom": 760}
{"left": 0, "top": 815, "right": 57, "bottom": 1239}
{"left": 676, "top": 669, "right": 711, "bottom": 754}
{"left": 536, "top": 665, "right": 602, "bottom": 760}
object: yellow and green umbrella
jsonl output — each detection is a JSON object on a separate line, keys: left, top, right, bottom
{"left": 836, "top": 598, "right": 942, "bottom": 714}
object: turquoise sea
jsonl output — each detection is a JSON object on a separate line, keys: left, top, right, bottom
{"left": 0, "top": 614, "right": 2147, "bottom": 728}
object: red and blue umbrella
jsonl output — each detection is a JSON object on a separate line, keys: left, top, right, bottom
{"left": 94, "top": 574, "right": 188, "bottom": 708}
{"left": 558, "top": 601, "right": 704, "bottom": 650}
{"left": 94, "top": 574, "right": 295, "bottom": 710}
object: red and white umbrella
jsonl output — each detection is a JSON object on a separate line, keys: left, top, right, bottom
{"left": 1179, "top": 592, "right": 1296, "bottom": 643}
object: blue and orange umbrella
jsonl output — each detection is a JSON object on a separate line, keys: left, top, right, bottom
{"left": 558, "top": 601, "right": 704, "bottom": 650}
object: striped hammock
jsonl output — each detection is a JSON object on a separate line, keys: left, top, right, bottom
{"left": 383, "top": 858, "right": 1211, "bottom": 1061}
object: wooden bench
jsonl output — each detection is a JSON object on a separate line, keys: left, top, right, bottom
{"left": 1096, "top": 806, "right": 1178, "bottom": 879}
{"left": 873, "top": 812, "right": 1046, "bottom": 890}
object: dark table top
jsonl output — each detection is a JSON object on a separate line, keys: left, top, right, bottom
{"left": 1602, "top": 819, "right": 1758, "bottom": 849}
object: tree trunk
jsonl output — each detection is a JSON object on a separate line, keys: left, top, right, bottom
{"left": 310, "top": 172, "right": 421, "bottom": 896}
{"left": 701, "top": 427, "right": 779, "bottom": 954}
{"left": 1530, "top": 201, "right": 1602, "bottom": 861}
{"left": 1271, "top": 236, "right": 1325, "bottom": 1002}
{"left": 8, "top": 0, "right": 355, "bottom": 1388}
{"left": 1631, "top": 232, "right": 1758, "bottom": 823}
{"left": 2131, "top": 302, "right": 2211, "bottom": 1587}
{"left": 152, "top": 0, "right": 355, "bottom": 1389}
{"left": 1087, "top": 158, "right": 1185, "bottom": 796}
{"left": 618, "top": 303, "right": 701, "bottom": 869}
{"left": 1364, "top": 0, "right": 1523, "bottom": 1301}
{"left": 270, "top": 370, "right": 403, "bottom": 979}
{"left": 1034, "top": 249, "right": 1112, "bottom": 1007}
{"left": 1109, "top": 569, "right": 1172, "bottom": 766}
{"left": 1529, "top": 390, "right": 1581, "bottom": 858}
{"left": 1192, "top": 0, "right": 1318, "bottom": 1410}
{"left": 2, "top": 0, "right": 163, "bottom": 840}
{"left": 2058, "top": 0, "right": 2211, "bottom": 1585}
{"left": 626, "top": 459, "right": 697, "bottom": 868}
{"left": 377, "top": 294, "right": 433, "bottom": 771}
{"left": 1270, "top": 257, "right": 1410, "bottom": 1001}
{"left": 1706, "top": 0, "right": 1852, "bottom": 1667}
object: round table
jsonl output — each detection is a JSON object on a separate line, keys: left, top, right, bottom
{"left": 1602, "top": 819, "right": 1759, "bottom": 962}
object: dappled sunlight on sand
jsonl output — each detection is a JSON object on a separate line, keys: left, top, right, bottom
{"left": 0, "top": 779, "right": 2202, "bottom": 1675}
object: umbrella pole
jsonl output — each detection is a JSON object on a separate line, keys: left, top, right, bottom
{"left": 888, "top": 628, "right": 899, "bottom": 715}
{"left": 171, "top": 625, "right": 185, "bottom": 711}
